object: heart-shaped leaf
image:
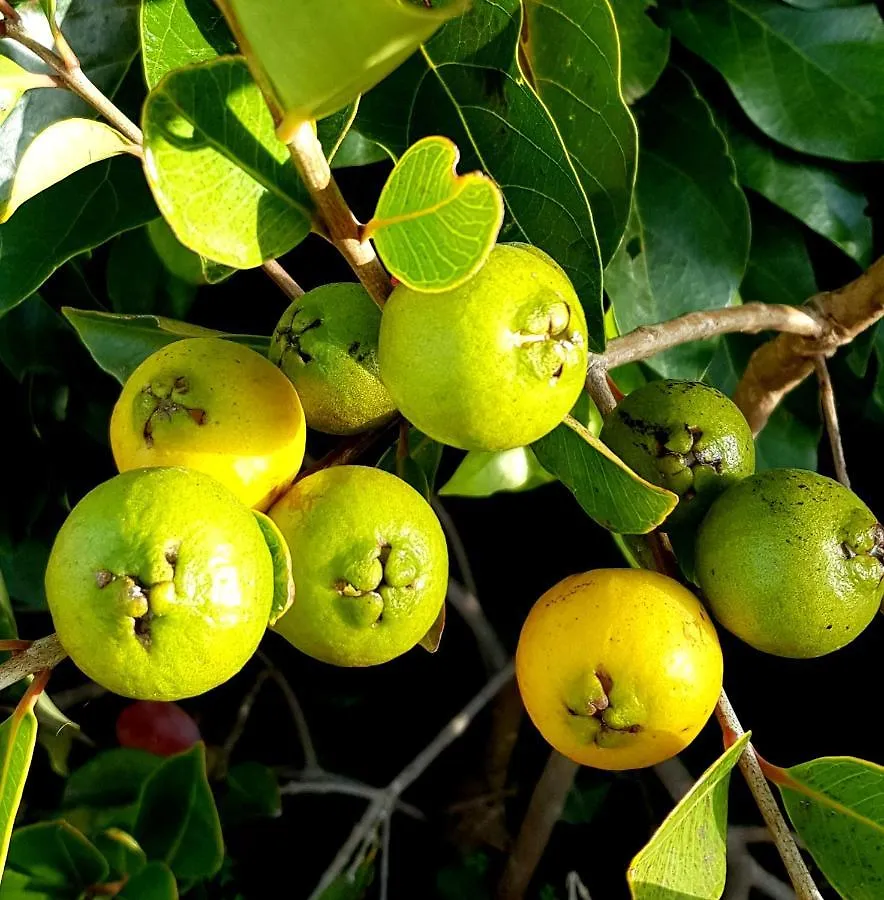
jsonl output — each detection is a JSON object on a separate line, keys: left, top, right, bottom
{"left": 0, "top": 706, "right": 39, "bottom": 875}
{"left": 141, "top": 57, "right": 312, "bottom": 269}
{"left": 439, "top": 448, "right": 555, "bottom": 498}
{"left": 118, "top": 861, "right": 178, "bottom": 899}
{"left": 0, "top": 57, "right": 55, "bottom": 129}
{"left": 366, "top": 136, "right": 504, "bottom": 292}
{"left": 772, "top": 756, "right": 884, "bottom": 900}
{"left": 627, "top": 734, "right": 750, "bottom": 898}
{"left": 63, "top": 307, "right": 268, "bottom": 383}
{"left": 532, "top": 415, "right": 678, "bottom": 534}
{"left": 1, "top": 119, "right": 136, "bottom": 223}
{"left": 217, "top": 0, "right": 467, "bottom": 138}
{"left": 253, "top": 512, "right": 295, "bottom": 625}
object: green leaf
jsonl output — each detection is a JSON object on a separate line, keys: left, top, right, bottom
{"left": 133, "top": 744, "right": 224, "bottom": 882}
{"left": 62, "top": 308, "right": 267, "bottom": 383}
{"left": 775, "top": 756, "right": 884, "bottom": 900}
{"left": 93, "top": 829, "right": 146, "bottom": 881}
{"left": 1, "top": 119, "right": 135, "bottom": 223}
{"left": 5, "top": 822, "right": 108, "bottom": 893}
{"left": 666, "top": 0, "right": 884, "bottom": 162}
{"left": 253, "top": 512, "right": 295, "bottom": 626}
{"left": 141, "top": 0, "right": 237, "bottom": 88}
{"left": 627, "top": 734, "right": 751, "bottom": 899}
{"left": 146, "top": 219, "right": 232, "bottom": 287}
{"left": 532, "top": 415, "right": 678, "bottom": 534}
{"left": 0, "top": 157, "right": 156, "bottom": 317}
{"left": 367, "top": 136, "right": 504, "bottom": 292}
{"left": 606, "top": 70, "right": 750, "bottom": 379}
{"left": 609, "top": 0, "right": 670, "bottom": 104}
{"left": 561, "top": 779, "right": 610, "bottom": 825}
{"left": 64, "top": 749, "right": 163, "bottom": 811}
{"left": 0, "top": 708, "right": 39, "bottom": 875}
{"left": 142, "top": 57, "right": 312, "bottom": 269}
{"left": 521, "top": 0, "right": 638, "bottom": 263}
{"left": 377, "top": 428, "right": 443, "bottom": 494}
{"left": 220, "top": 762, "right": 281, "bottom": 825}
{"left": 355, "top": 0, "right": 605, "bottom": 349}
{"left": 331, "top": 129, "right": 390, "bottom": 169}
{"left": 34, "top": 692, "right": 81, "bottom": 778}
{"left": 0, "top": 58, "right": 54, "bottom": 129}
{"left": 118, "top": 861, "right": 178, "bottom": 899}
{"left": 217, "top": 0, "right": 466, "bottom": 135}
{"left": 723, "top": 120, "right": 872, "bottom": 266}
{"left": 439, "top": 448, "right": 555, "bottom": 498}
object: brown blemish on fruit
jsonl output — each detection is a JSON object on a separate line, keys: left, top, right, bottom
{"left": 275, "top": 315, "right": 322, "bottom": 366}
{"left": 141, "top": 377, "right": 207, "bottom": 447}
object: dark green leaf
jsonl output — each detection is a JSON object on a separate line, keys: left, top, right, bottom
{"left": 6, "top": 822, "right": 108, "bottom": 893}
{"left": 439, "top": 448, "right": 554, "bottom": 498}
{"left": 219, "top": 763, "right": 281, "bottom": 825}
{"left": 133, "top": 744, "right": 224, "bottom": 881}
{"left": 606, "top": 71, "right": 750, "bottom": 379}
{"left": 62, "top": 308, "right": 268, "bottom": 383}
{"left": 561, "top": 779, "right": 610, "bottom": 825}
{"left": 355, "top": 0, "right": 605, "bottom": 348}
{"left": 532, "top": 416, "right": 678, "bottom": 534}
{"left": 666, "top": 0, "right": 884, "bottom": 162}
{"left": 331, "top": 128, "right": 390, "bottom": 169}
{"left": 522, "top": 0, "right": 638, "bottom": 262}
{"left": 63, "top": 748, "right": 162, "bottom": 810}
{"left": 776, "top": 756, "right": 884, "bottom": 900}
{"left": 118, "top": 861, "right": 178, "bottom": 899}
{"left": 609, "top": 0, "right": 670, "bottom": 104}
{"left": 0, "top": 158, "right": 156, "bottom": 317}
{"left": 0, "top": 709, "right": 39, "bottom": 875}
{"left": 0, "top": 295, "right": 71, "bottom": 381}
{"left": 377, "top": 428, "right": 443, "bottom": 495}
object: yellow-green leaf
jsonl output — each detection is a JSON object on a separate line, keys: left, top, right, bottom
{"left": 0, "top": 57, "right": 54, "bottom": 129}
{"left": 367, "top": 136, "right": 503, "bottom": 292}
{"left": 1, "top": 119, "right": 136, "bottom": 223}
{"left": 217, "top": 0, "right": 467, "bottom": 139}
{"left": 253, "top": 512, "right": 295, "bottom": 626}
{"left": 628, "top": 734, "right": 751, "bottom": 899}
{"left": 0, "top": 708, "right": 40, "bottom": 876}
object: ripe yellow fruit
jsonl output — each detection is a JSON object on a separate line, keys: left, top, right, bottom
{"left": 110, "top": 338, "right": 306, "bottom": 511}
{"left": 516, "top": 569, "right": 723, "bottom": 770}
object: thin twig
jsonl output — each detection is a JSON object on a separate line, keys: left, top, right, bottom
{"left": 286, "top": 120, "right": 392, "bottom": 309}
{"left": 715, "top": 691, "right": 822, "bottom": 900}
{"left": 726, "top": 828, "right": 797, "bottom": 900}
{"left": 813, "top": 357, "right": 850, "bottom": 489}
{"left": 279, "top": 777, "right": 424, "bottom": 821}
{"left": 262, "top": 260, "right": 305, "bottom": 301}
{"left": 432, "top": 501, "right": 479, "bottom": 599}
{"left": 221, "top": 668, "right": 272, "bottom": 763}
{"left": 445, "top": 579, "right": 508, "bottom": 675}
{"left": 0, "top": 635, "right": 66, "bottom": 692}
{"left": 380, "top": 812, "right": 392, "bottom": 900}
{"left": 567, "top": 871, "right": 593, "bottom": 900}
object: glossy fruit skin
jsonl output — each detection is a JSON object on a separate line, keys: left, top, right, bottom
{"left": 45, "top": 468, "right": 274, "bottom": 700}
{"left": 696, "top": 469, "right": 884, "bottom": 658}
{"left": 516, "top": 569, "right": 723, "bottom": 770}
{"left": 110, "top": 338, "right": 306, "bottom": 511}
{"left": 116, "top": 701, "right": 201, "bottom": 757}
{"left": 378, "top": 244, "right": 588, "bottom": 451}
{"left": 269, "top": 466, "right": 448, "bottom": 667}
{"left": 269, "top": 283, "right": 396, "bottom": 435}
{"left": 600, "top": 379, "right": 755, "bottom": 527}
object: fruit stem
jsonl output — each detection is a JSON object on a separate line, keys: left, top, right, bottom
{"left": 715, "top": 690, "right": 823, "bottom": 900}
{"left": 813, "top": 356, "right": 851, "bottom": 489}
{"left": 0, "top": 634, "right": 66, "bottom": 693}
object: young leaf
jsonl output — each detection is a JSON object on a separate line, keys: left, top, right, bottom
{"left": 5, "top": 821, "right": 109, "bottom": 892}
{"left": 439, "top": 448, "right": 555, "bottom": 498}
{"left": 118, "top": 861, "right": 178, "bottom": 899}
{"left": 774, "top": 756, "right": 884, "bottom": 900}
{"left": 355, "top": 0, "right": 605, "bottom": 348}
{"left": 666, "top": 0, "right": 884, "bottom": 162}
{"left": 366, "top": 136, "right": 504, "bottom": 292}
{"left": 219, "top": 762, "right": 281, "bottom": 825}
{"left": 253, "top": 512, "right": 295, "bottom": 625}
{"left": 627, "top": 733, "right": 750, "bottom": 898}
{"left": 62, "top": 308, "right": 268, "bottom": 383}
{"left": 608, "top": 0, "right": 670, "bottom": 105}
{"left": 216, "top": 0, "right": 467, "bottom": 138}
{"left": 141, "top": 57, "right": 312, "bottom": 269}
{"left": 532, "top": 415, "right": 678, "bottom": 534}
{"left": 521, "top": 0, "right": 638, "bottom": 263}
{"left": 0, "top": 57, "right": 55, "bottom": 129}
{"left": 133, "top": 744, "right": 224, "bottom": 881}
{"left": 1, "top": 119, "right": 136, "bottom": 223}
{"left": 140, "top": 0, "right": 237, "bottom": 88}
{"left": 605, "top": 70, "right": 750, "bottom": 379}
{"left": 0, "top": 707, "right": 39, "bottom": 875}
{"left": 418, "top": 603, "right": 446, "bottom": 653}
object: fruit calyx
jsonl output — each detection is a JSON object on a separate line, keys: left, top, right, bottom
{"left": 564, "top": 669, "right": 643, "bottom": 747}
{"left": 514, "top": 301, "right": 584, "bottom": 384}
{"left": 140, "top": 377, "right": 206, "bottom": 447}
{"left": 275, "top": 312, "right": 323, "bottom": 365}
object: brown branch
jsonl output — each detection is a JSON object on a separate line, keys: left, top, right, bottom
{"left": 734, "top": 258, "right": 884, "bottom": 435}
{"left": 287, "top": 120, "right": 392, "bottom": 309}
{"left": 814, "top": 357, "right": 850, "bottom": 489}
{"left": 262, "top": 260, "right": 305, "bottom": 301}
{"left": 297, "top": 416, "right": 401, "bottom": 480}
{"left": 0, "top": 635, "right": 67, "bottom": 692}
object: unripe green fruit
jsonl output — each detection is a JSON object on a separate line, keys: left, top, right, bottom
{"left": 269, "top": 466, "right": 448, "bottom": 666}
{"left": 695, "top": 468, "right": 884, "bottom": 658}
{"left": 45, "top": 468, "right": 274, "bottom": 700}
{"left": 378, "top": 244, "right": 588, "bottom": 451}
{"left": 269, "top": 283, "right": 396, "bottom": 435}
{"left": 600, "top": 380, "right": 755, "bottom": 527}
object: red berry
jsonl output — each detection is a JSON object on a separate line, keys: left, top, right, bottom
{"left": 116, "top": 701, "right": 201, "bottom": 757}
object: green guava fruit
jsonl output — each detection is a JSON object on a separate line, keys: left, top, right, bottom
{"left": 600, "top": 379, "right": 755, "bottom": 527}
{"left": 378, "top": 243, "right": 588, "bottom": 451}
{"left": 269, "top": 465, "right": 448, "bottom": 666}
{"left": 45, "top": 467, "right": 275, "bottom": 700}
{"left": 269, "top": 283, "right": 397, "bottom": 435}
{"left": 695, "top": 468, "right": 884, "bottom": 658}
